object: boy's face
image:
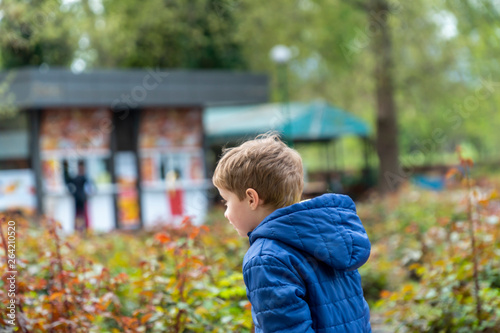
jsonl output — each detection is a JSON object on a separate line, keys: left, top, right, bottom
{"left": 216, "top": 187, "right": 263, "bottom": 237}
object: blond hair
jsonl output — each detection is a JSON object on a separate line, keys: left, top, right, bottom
{"left": 213, "top": 133, "right": 304, "bottom": 209}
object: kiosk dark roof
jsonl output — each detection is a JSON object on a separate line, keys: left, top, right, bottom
{"left": 0, "top": 67, "right": 268, "bottom": 107}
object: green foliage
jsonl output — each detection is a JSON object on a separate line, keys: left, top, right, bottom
{"left": 235, "top": 0, "right": 500, "bottom": 164}
{"left": 365, "top": 155, "right": 500, "bottom": 332}
{"left": 0, "top": 0, "right": 77, "bottom": 68}
{"left": 0, "top": 71, "right": 17, "bottom": 117}
{"left": 1, "top": 0, "right": 500, "bottom": 164}
{"left": 75, "top": 0, "right": 246, "bottom": 69}
{"left": 376, "top": 217, "right": 500, "bottom": 332}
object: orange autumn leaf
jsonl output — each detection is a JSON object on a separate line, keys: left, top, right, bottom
{"left": 404, "top": 224, "right": 419, "bottom": 234}
{"left": 445, "top": 168, "right": 461, "bottom": 180}
{"left": 181, "top": 216, "right": 192, "bottom": 226}
{"left": 121, "top": 316, "right": 139, "bottom": 328}
{"left": 380, "top": 290, "right": 392, "bottom": 299}
{"left": 189, "top": 257, "right": 205, "bottom": 267}
{"left": 35, "top": 279, "right": 48, "bottom": 290}
{"left": 49, "top": 292, "right": 64, "bottom": 301}
{"left": 115, "top": 273, "right": 129, "bottom": 282}
{"left": 478, "top": 199, "right": 489, "bottom": 207}
{"left": 437, "top": 217, "right": 449, "bottom": 227}
{"left": 189, "top": 228, "right": 200, "bottom": 239}
{"left": 154, "top": 233, "right": 171, "bottom": 244}
{"left": 176, "top": 259, "right": 188, "bottom": 269}
{"left": 141, "top": 313, "right": 153, "bottom": 324}
{"left": 461, "top": 158, "right": 474, "bottom": 168}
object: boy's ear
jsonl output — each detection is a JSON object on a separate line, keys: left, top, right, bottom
{"left": 245, "top": 188, "right": 261, "bottom": 210}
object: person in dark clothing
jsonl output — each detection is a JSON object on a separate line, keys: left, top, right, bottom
{"left": 63, "top": 160, "right": 94, "bottom": 233}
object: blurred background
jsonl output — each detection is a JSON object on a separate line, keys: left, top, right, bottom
{"left": 0, "top": 0, "right": 499, "bottom": 232}
{"left": 1, "top": 1, "right": 500, "bottom": 332}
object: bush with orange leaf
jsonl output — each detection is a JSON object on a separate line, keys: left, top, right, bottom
{"left": 0, "top": 212, "right": 251, "bottom": 332}
{"left": 373, "top": 150, "right": 500, "bottom": 332}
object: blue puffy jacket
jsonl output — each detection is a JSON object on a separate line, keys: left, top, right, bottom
{"left": 243, "top": 193, "right": 371, "bottom": 332}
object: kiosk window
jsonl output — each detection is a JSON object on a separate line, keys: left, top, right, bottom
{"left": 0, "top": 111, "right": 29, "bottom": 170}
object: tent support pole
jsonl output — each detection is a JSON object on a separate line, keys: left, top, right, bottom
{"left": 325, "top": 141, "right": 331, "bottom": 191}
{"left": 339, "top": 138, "right": 344, "bottom": 171}
{"left": 362, "top": 137, "right": 373, "bottom": 186}
{"left": 363, "top": 137, "right": 370, "bottom": 171}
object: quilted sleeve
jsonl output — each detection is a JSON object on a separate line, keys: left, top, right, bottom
{"left": 243, "top": 255, "right": 315, "bottom": 333}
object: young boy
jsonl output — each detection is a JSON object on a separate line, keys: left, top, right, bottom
{"left": 213, "top": 134, "right": 371, "bottom": 332}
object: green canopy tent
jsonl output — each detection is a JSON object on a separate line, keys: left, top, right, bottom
{"left": 204, "top": 101, "right": 375, "bottom": 196}
{"left": 204, "top": 101, "right": 370, "bottom": 144}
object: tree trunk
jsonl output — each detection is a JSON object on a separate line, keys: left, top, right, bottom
{"left": 370, "top": 0, "right": 400, "bottom": 193}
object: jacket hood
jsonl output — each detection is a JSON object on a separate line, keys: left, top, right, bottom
{"left": 248, "top": 193, "right": 371, "bottom": 271}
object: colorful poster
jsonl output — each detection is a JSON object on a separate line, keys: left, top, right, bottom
{"left": 115, "top": 152, "right": 140, "bottom": 228}
{"left": 139, "top": 108, "right": 203, "bottom": 150}
{"left": 40, "top": 108, "right": 112, "bottom": 154}
{"left": 140, "top": 156, "right": 157, "bottom": 183}
{"left": 41, "top": 159, "right": 62, "bottom": 191}
{"left": 189, "top": 155, "right": 204, "bottom": 180}
{"left": 0, "top": 169, "right": 36, "bottom": 214}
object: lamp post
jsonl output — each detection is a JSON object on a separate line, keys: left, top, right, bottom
{"left": 270, "top": 45, "right": 292, "bottom": 145}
